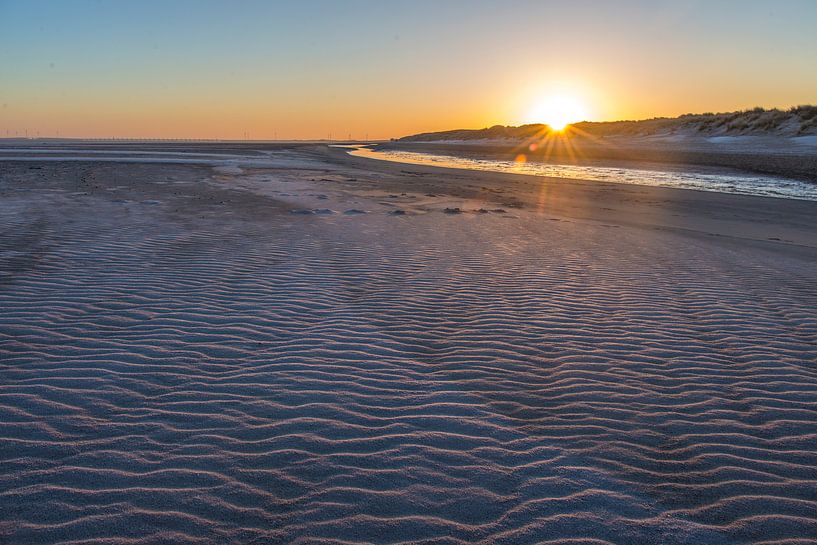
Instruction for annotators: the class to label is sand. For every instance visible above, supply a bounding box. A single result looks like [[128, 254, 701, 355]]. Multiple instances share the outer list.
[[1, 144, 816, 544]]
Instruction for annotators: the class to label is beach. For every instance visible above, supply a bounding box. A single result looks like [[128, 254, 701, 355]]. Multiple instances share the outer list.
[[1, 143, 816, 544]]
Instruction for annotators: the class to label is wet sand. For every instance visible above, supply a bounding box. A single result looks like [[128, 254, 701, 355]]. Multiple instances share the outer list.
[[1, 144, 816, 544]]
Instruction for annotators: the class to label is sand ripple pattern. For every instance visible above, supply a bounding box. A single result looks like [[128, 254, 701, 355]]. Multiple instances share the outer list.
[[2, 186, 817, 544]]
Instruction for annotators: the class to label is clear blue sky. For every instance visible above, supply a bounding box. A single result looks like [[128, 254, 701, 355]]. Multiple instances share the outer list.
[[2, 0, 816, 138]]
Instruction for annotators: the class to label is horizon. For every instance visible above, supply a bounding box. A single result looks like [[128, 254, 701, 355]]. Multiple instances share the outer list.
[[3, 104, 815, 142], [2, 0, 817, 139]]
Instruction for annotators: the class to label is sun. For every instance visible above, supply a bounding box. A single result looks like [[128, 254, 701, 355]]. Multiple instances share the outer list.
[[526, 95, 588, 131]]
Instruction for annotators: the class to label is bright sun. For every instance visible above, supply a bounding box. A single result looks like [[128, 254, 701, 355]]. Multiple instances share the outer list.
[[527, 95, 588, 131]]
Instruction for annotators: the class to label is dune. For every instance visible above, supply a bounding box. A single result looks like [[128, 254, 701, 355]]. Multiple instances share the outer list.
[[398, 106, 817, 141], [1, 144, 816, 544]]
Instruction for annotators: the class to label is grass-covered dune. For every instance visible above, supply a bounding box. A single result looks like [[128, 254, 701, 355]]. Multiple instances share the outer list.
[[399, 106, 817, 141]]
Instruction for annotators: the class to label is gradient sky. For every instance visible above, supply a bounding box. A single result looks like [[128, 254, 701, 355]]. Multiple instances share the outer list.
[[2, 0, 817, 139]]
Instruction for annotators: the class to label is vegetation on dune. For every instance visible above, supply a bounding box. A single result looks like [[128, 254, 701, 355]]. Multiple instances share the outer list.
[[399, 106, 817, 141]]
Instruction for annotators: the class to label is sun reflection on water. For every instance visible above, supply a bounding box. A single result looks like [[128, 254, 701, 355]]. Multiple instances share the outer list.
[[346, 145, 817, 201]]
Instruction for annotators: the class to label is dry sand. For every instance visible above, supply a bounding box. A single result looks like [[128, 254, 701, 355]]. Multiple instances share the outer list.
[[1, 144, 816, 544]]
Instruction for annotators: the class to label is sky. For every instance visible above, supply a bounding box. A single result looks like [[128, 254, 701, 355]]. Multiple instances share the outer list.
[[1, 0, 817, 140]]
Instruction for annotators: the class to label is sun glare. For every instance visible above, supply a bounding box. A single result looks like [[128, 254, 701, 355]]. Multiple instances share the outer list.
[[527, 95, 588, 131]]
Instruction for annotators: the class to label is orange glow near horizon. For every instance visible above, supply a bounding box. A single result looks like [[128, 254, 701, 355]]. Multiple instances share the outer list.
[[1, 71, 812, 141]]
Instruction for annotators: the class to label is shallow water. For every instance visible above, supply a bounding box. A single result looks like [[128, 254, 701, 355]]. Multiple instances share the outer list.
[[347, 146, 817, 201]]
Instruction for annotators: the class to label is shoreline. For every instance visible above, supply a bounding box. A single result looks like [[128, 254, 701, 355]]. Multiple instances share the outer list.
[[377, 138, 817, 183], [324, 144, 817, 251]]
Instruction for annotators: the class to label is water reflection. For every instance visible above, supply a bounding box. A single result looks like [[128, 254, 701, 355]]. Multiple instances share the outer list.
[[346, 146, 817, 201]]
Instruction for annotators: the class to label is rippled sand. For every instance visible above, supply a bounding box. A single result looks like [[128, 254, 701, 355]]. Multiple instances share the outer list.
[[1, 147, 816, 544]]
